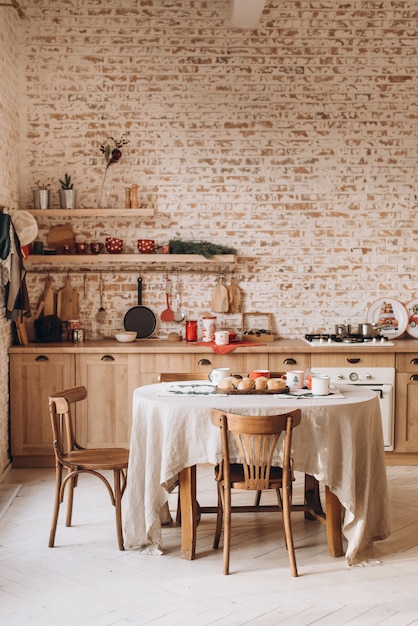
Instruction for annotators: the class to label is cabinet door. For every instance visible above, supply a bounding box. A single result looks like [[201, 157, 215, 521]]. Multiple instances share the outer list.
[[395, 372, 418, 452], [10, 353, 75, 466], [75, 353, 140, 448]]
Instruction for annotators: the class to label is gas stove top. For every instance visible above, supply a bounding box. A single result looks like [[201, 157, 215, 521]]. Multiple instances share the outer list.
[[304, 334, 395, 347]]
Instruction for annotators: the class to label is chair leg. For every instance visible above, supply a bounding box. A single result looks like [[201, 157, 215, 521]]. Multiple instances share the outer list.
[[65, 470, 76, 527], [49, 464, 62, 547], [213, 482, 223, 549], [282, 482, 298, 577], [223, 485, 232, 575], [254, 490, 262, 506], [114, 469, 125, 551]]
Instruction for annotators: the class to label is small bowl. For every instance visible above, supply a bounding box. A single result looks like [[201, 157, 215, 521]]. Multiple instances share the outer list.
[[115, 331, 137, 343]]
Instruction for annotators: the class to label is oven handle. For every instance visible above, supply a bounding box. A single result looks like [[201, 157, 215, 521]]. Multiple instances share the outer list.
[[351, 383, 384, 398]]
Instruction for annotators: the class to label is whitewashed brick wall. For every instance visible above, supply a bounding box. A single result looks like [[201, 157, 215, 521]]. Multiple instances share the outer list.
[[6, 0, 418, 343]]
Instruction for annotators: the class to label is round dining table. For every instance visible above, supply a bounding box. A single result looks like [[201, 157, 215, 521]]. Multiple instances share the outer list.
[[123, 381, 390, 566]]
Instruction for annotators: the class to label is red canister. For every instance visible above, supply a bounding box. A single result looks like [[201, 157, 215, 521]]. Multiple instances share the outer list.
[[185, 320, 197, 342]]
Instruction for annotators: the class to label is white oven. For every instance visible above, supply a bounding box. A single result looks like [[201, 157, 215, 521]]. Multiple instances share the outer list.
[[310, 367, 395, 451]]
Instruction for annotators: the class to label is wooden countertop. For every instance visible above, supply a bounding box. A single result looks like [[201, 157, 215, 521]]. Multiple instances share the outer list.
[[8, 337, 418, 354]]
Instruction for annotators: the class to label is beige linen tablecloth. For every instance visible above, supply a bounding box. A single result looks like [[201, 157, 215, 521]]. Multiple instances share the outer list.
[[123, 383, 390, 565]]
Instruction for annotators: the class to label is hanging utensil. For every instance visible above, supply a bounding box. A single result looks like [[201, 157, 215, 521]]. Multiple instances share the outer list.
[[123, 277, 157, 338], [173, 276, 185, 322], [160, 276, 175, 322], [96, 273, 106, 323]]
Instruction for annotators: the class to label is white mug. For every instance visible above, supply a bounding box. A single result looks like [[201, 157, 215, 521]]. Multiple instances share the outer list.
[[209, 367, 231, 384], [286, 370, 305, 389], [311, 375, 330, 396], [214, 331, 229, 346]]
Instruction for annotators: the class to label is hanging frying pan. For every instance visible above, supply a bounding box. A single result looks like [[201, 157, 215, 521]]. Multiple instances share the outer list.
[[123, 277, 157, 338]]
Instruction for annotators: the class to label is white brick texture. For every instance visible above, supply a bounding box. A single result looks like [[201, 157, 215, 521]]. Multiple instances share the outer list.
[[1, 1, 418, 466]]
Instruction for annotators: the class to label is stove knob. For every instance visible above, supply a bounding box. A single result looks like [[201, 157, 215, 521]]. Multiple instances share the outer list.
[[365, 374, 372, 380], [337, 374, 344, 380], [349, 372, 358, 381]]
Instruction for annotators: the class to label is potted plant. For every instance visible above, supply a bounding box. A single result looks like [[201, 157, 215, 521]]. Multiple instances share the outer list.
[[59, 174, 77, 209], [33, 180, 51, 209]]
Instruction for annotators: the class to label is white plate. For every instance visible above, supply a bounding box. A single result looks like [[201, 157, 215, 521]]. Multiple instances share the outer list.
[[366, 297, 408, 339], [405, 298, 418, 338]]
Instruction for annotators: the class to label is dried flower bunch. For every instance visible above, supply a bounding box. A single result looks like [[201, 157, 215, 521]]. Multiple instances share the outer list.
[[100, 134, 129, 170], [98, 133, 130, 208]]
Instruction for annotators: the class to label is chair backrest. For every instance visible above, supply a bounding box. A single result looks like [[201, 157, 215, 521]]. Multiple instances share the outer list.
[[49, 386, 87, 463], [211, 409, 301, 490], [159, 372, 209, 382]]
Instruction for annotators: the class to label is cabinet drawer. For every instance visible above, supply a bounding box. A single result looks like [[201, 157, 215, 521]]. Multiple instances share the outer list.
[[139, 352, 268, 379], [396, 354, 418, 373], [269, 353, 310, 373], [311, 353, 394, 368]]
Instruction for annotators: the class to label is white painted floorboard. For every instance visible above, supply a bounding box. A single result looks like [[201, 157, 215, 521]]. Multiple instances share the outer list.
[[0, 465, 417, 625]]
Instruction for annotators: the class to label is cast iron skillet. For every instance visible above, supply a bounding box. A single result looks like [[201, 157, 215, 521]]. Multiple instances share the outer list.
[[123, 277, 157, 338]]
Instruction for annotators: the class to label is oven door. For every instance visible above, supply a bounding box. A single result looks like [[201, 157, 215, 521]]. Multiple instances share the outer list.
[[347, 383, 394, 451]]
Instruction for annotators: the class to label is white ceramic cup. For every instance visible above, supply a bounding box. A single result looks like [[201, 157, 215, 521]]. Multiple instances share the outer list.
[[208, 367, 231, 384], [214, 330, 229, 346], [286, 370, 305, 389], [311, 375, 330, 396]]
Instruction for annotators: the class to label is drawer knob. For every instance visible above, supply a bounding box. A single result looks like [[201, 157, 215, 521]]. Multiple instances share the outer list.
[[101, 355, 115, 362], [347, 358, 360, 364], [410, 374, 418, 381], [35, 355, 49, 362], [283, 358, 296, 365], [410, 358, 418, 365], [198, 359, 212, 366]]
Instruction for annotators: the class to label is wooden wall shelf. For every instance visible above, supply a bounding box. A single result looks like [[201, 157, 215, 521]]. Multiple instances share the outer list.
[[24, 254, 236, 272], [27, 208, 154, 218]]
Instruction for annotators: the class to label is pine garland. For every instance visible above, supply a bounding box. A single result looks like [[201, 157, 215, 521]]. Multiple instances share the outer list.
[[169, 238, 237, 258]]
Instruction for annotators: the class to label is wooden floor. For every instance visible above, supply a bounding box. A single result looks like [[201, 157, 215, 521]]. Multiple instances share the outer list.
[[0, 465, 417, 625]]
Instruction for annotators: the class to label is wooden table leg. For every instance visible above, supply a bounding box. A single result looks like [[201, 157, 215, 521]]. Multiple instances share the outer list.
[[179, 465, 197, 560], [325, 486, 344, 557]]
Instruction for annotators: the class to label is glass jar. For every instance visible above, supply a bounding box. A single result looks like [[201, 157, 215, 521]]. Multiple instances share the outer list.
[[185, 320, 198, 342]]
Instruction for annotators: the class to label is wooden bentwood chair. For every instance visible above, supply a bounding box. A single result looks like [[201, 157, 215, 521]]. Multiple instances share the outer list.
[[48, 386, 129, 550], [211, 408, 302, 576]]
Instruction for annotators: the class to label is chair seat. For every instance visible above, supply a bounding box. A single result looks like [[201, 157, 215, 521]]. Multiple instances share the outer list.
[[63, 448, 129, 471]]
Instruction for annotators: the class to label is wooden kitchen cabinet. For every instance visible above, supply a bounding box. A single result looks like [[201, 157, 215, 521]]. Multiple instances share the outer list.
[[9, 353, 75, 467], [395, 354, 418, 453], [75, 353, 140, 448]]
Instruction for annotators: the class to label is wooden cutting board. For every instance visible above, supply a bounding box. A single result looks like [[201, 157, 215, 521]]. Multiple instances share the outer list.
[[57, 275, 80, 321], [228, 277, 242, 313], [42, 275, 55, 316], [47, 225, 75, 252], [212, 277, 229, 313]]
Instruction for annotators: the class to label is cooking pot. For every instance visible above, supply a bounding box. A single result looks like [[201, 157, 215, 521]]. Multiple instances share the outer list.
[[359, 323, 371, 337], [123, 277, 156, 339], [335, 324, 351, 336]]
